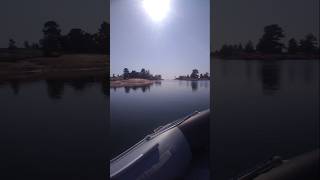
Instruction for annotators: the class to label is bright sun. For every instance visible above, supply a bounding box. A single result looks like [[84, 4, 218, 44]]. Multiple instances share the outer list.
[[143, 0, 171, 22]]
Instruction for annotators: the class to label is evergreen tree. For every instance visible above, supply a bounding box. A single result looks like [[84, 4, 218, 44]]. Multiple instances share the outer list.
[[190, 69, 199, 79], [123, 68, 129, 79], [237, 43, 243, 51], [256, 24, 285, 53], [287, 38, 299, 54], [220, 44, 234, 56], [24, 41, 30, 49], [40, 21, 62, 56], [65, 28, 88, 53], [8, 38, 17, 50], [95, 21, 110, 54], [244, 41, 255, 53], [299, 33, 318, 54], [31, 43, 40, 49]]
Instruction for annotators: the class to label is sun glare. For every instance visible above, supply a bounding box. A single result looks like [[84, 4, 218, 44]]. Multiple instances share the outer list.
[[143, 0, 171, 22]]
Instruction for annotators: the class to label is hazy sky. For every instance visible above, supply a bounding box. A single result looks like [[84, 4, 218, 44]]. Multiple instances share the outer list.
[[211, 0, 319, 50], [0, 0, 109, 48], [111, 0, 210, 79]]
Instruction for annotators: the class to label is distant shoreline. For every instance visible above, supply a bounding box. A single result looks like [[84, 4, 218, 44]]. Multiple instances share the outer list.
[[174, 78, 210, 81], [211, 53, 319, 60], [110, 78, 159, 88], [0, 54, 109, 82]]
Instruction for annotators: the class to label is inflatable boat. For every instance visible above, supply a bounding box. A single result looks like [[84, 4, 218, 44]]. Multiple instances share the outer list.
[[236, 149, 319, 180], [110, 109, 210, 180]]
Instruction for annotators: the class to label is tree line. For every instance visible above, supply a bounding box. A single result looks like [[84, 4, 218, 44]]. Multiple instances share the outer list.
[[176, 69, 210, 80], [8, 20, 110, 56], [215, 24, 319, 57], [111, 68, 162, 80]]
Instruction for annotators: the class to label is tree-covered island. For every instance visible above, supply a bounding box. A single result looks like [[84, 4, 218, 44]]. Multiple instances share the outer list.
[[212, 24, 319, 60], [175, 69, 210, 80], [110, 68, 162, 88]]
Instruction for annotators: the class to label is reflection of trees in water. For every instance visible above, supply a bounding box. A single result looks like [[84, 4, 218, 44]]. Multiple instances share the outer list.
[[221, 60, 228, 77], [259, 61, 282, 95], [10, 80, 20, 95], [287, 61, 314, 84], [177, 80, 209, 91], [101, 81, 109, 96], [1, 78, 108, 98], [199, 81, 204, 88], [191, 81, 198, 91], [199, 80, 209, 88], [122, 85, 151, 93], [288, 62, 295, 83], [46, 80, 65, 99], [154, 81, 162, 86], [141, 86, 150, 92], [46, 78, 107, 99], [68, 80, 87, 91], [203, 80, 209, 88], [303, 62, 313, 83], [178, 80, 183, 86], [0, 81, 21, 95], [245, 60, 253, 81], [124, 86, 130, 93], [186, 81, 190, 87]]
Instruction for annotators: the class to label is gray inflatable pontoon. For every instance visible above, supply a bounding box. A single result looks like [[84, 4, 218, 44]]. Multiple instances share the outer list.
[[237, 149, 319, 180], [110, 109, 210, 180]]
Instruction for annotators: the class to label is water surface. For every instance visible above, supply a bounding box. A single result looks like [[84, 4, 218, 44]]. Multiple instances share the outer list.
[[110, 80, 210, 158], [0, 79, 108, 179], [210, 59, 319, 179]]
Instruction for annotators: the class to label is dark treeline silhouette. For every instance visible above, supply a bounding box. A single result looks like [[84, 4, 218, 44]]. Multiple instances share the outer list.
[[213, 24, 319, 58], [40, 20, 110, 56], [6, 20, 110, 57], [176, 69, 210, 80], [8, 39, 17, 50], [111, 68, 162, 80], [6, 39, 40, 50]]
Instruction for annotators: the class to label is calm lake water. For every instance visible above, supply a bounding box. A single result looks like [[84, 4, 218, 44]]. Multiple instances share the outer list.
[[210, 58, 319, 179], [1, 59, 318, 179], [110, 80, 210, 158], [0, 79, 108, 180]]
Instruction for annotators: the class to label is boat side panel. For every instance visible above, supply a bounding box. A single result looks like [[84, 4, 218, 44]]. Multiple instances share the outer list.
[[110, 127, 192, 180]]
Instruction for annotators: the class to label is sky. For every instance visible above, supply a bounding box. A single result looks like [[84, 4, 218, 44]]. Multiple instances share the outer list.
[[111, 0, 210, 79], [0, 0, 109, 48], [211, 0, 319, 51]]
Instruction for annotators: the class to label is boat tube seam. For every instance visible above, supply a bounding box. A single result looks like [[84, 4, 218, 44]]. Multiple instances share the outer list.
[[110, 111, 200, 163]]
